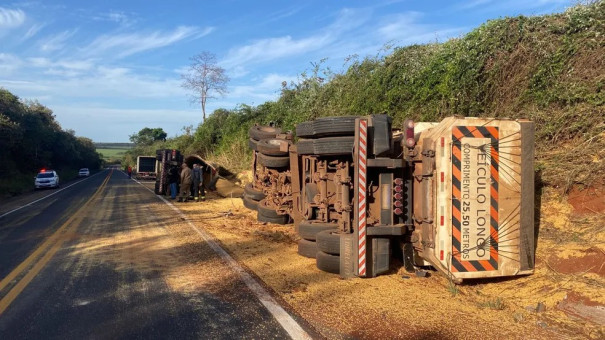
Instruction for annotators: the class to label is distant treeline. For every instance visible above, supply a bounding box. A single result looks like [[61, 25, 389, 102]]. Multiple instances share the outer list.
[[0, 89, 103, 196], [133, 2, 605, 190], [95, 143, 134, 149]]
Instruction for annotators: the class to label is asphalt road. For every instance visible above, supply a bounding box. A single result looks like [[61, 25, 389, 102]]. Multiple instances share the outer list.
[[0, 168, 304, 339]]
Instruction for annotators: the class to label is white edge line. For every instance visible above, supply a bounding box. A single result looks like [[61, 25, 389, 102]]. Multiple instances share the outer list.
[[0, 169, 110, 219], [132, 179, 312, 340]]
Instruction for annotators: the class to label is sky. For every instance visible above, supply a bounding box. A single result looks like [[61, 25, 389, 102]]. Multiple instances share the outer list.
[[0, 0, 573, 142]]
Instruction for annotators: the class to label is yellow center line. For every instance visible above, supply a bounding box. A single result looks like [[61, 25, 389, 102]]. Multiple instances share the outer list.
[[0, 170, 113, 314]]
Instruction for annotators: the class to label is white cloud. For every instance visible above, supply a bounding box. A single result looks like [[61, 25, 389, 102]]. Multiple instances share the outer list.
[[226, 73, 296, 105], [106, 11, 130, 25], [0, 53, 22, 74], [28, 57, 94, 71], [376, 12, 465, 46], [38, 30, 77, 52], [221, 8, 370, 70], [2, 63, 185, 101], [222, 35, 331, 69], [23, 23, 44, 40], [0, 7, 25, 29], [82, 26, 213, 58], [93, 10, 136, 27], [264, 6, 305, 23], [459, 0, 493, 10]]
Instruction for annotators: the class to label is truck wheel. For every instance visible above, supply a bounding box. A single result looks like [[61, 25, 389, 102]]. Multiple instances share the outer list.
[[296, 116, 357, 138], [295, 122, 313, 137], [257, 138, 289, 156], [257, 153, 289, 168], [296, 136, 355, 156], [297, 239, 318, 258], [298, 220, 338, 241], [248, 138, 259, 151], [154, 181, 161, 195], [242, 195, 259, 211], [244, 183, 265, 201], [257, 211, 290, 225], [316, 230, 341, 255], [249, 125, 281, 141], [316, 251, 340, 274], [257, 199, 281, 218]]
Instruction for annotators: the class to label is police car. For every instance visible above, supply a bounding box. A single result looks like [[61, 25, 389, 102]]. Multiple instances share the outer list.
[[34, 169, 60, 189]]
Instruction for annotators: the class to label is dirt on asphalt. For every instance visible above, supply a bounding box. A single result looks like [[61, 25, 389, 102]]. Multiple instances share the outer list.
[[164, 178, 604, 340]]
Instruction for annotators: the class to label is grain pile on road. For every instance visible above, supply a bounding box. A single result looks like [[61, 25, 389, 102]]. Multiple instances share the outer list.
[[173, 182, 605, 339]]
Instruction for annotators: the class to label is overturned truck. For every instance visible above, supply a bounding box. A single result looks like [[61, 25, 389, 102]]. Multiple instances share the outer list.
[[244, 115, 535, 283], [154, 149, 218, 196]]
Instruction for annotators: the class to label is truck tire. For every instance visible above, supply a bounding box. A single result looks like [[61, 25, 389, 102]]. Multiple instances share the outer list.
[[257, 153, 289, 168], [257, 211, 290, 225], [242, 195, 259, 211], [248, 138, 259, 151], [316, 251, 340, 274], [257, 139, 289, 156], [298, 220, 338, 241], [295, 122, 313, 137], [296, 136, 355, 156], [244, 183, 265, 201], [296, 116, 357, 138], [249, 125, 281, 141], [154, 181, 161, 195], [257, 199, 281, 218], [316, 230, 341, 255], [297, 239, 318, 258]]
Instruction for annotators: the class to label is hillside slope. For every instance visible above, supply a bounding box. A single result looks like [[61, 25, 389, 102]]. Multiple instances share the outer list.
[[189, 2, 604, 192]]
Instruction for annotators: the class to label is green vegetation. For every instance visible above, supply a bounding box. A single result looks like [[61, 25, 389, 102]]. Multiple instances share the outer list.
[[134, 2, 604, 190], [95, 143, 133, 163], [0, 89, 103, 197], [96, 148, 130, 163], [129, 127, 167, 146]]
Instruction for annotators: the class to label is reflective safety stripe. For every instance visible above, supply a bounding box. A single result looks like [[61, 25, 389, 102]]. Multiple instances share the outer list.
[[358, 119, 368, 277]]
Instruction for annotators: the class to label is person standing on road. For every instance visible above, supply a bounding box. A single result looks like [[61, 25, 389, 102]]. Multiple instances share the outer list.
[[178, 163, 192, 202], [167, 164, 179, 200], [192, 164, 205, 201], [127, 166, 132, 179]]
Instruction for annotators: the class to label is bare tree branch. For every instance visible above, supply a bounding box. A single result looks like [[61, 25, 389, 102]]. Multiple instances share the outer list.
[[181, 51, 229, 121]]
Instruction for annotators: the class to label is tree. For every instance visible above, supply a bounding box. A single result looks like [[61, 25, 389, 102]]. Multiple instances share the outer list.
[[181, 51, 229, 121], [129, 127, 167, 146]]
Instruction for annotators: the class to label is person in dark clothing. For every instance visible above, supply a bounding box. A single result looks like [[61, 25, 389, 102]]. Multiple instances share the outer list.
[[167, 164, 179, 200], [192, 164, 205, 201]]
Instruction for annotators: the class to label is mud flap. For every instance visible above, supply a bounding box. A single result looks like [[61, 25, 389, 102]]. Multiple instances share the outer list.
[[340, 233, 355, 279], [370, 237, 390, 277], [401, 242, 415, 272]]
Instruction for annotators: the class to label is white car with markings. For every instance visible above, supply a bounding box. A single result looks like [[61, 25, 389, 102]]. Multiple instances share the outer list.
[[34, 170, 60, 189]]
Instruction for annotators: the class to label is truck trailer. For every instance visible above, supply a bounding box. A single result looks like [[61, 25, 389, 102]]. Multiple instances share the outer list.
[[244, 115, 535, 283], [135, 156, 158, 180]]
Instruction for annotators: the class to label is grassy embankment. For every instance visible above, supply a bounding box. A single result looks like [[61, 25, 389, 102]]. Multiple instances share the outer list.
[[124, 2, 603, 191], [140, 2, 603, 194]]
